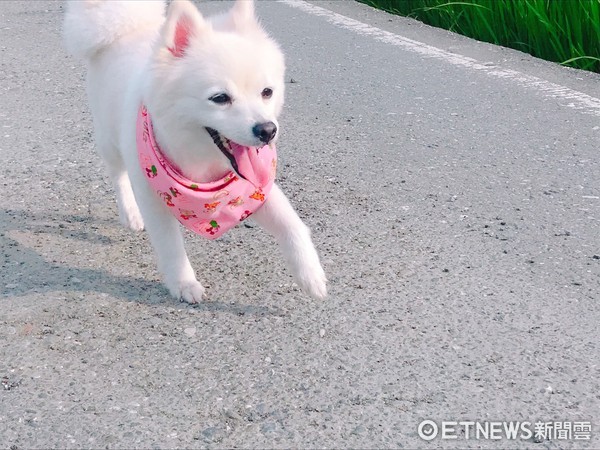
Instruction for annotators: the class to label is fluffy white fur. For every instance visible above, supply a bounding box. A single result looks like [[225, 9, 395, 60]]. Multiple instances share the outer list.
[[63, 0, 327, 303]]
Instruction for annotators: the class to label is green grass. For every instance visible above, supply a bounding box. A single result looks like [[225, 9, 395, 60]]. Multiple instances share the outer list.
[[359, 0, 600, 73]]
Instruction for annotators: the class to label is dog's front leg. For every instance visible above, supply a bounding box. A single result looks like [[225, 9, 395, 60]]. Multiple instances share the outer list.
[[252, 184, 327, 299], [132, 176, 205, 304]]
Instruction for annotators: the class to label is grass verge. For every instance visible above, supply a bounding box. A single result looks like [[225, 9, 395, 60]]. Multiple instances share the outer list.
[[359, 0, 600, 73]]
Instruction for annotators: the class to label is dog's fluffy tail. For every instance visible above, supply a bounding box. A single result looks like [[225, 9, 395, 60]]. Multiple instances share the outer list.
[[63, 0, 165, 61]]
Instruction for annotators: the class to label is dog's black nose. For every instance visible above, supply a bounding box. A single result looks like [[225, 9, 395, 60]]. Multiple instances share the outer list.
[[253, 122, 277, 144]]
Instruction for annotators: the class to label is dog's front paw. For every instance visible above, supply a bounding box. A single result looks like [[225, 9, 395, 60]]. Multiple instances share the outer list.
[[294, 261, 327, 300], [167, 279, 206, 304]]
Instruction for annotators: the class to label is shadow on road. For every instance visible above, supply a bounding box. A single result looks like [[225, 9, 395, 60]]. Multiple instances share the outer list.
[[0, 208, 281, 317]]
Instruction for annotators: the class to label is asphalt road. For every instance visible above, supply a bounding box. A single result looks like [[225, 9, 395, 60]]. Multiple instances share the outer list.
[[1, 1, 599, 448]]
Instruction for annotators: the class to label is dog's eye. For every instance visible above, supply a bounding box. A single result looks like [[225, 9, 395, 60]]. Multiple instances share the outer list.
[[261, 88, 273, 99], [209, 93, 232, 105]]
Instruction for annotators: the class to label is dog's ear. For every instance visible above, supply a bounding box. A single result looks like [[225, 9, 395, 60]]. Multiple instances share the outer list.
[[228, 0, 261, 31], [231, 0, 255, 21], [162, 0, 208, 57]]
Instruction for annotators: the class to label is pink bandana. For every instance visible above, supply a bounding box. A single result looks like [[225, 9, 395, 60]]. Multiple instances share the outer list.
[[136, 105, 276, 239]]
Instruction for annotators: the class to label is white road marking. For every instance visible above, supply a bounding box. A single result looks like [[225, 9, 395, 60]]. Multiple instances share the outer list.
[[279, 0, 600, 117]]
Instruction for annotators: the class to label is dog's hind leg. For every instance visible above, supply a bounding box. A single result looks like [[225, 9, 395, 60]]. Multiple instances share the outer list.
[[111, 169, 145, 231], [96, 137, 145, 231]]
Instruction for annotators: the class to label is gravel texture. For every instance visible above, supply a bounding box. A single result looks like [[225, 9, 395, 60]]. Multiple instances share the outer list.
[[1, 1, 599, 448]]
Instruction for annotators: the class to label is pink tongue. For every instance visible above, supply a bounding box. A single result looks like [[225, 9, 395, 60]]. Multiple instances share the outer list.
[[230, 142, 272, 187]]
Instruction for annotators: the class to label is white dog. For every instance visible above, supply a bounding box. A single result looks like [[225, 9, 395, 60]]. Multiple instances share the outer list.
[[63, 0, 327, 303]]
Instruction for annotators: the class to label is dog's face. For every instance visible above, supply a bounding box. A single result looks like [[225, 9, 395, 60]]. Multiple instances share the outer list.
[[149, 0, 285, 152]]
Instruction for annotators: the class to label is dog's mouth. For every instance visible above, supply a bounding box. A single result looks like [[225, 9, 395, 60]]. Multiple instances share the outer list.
[[205, 127, 245, 180], [205, 127, 275, 187]]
